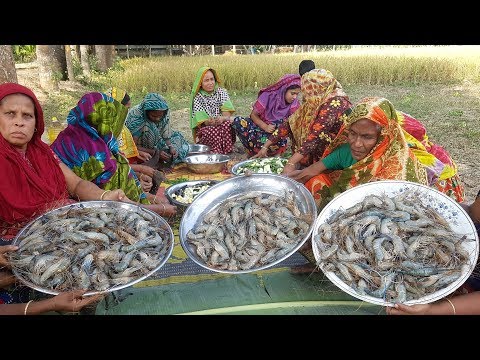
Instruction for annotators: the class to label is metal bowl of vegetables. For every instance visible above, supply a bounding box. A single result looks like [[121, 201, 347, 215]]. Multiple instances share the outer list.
[[184, 154, 230, 174], [231, 157, 288, 175], [165, 180, 219, 209]]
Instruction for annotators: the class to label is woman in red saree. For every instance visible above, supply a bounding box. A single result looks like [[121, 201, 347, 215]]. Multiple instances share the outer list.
[[0, 83, 128, 242]]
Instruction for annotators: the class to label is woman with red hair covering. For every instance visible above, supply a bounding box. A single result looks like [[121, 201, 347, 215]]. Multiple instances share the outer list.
[[0, 83, 129, 243]]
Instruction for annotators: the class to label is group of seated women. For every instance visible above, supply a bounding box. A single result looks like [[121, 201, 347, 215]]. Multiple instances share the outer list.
[[0, 59, 477, 315]]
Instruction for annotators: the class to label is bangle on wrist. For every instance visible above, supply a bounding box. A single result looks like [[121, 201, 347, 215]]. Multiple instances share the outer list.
[[24, 300, 34, 315], [100, 190, 111, 201], [445, 298, 456, 315]]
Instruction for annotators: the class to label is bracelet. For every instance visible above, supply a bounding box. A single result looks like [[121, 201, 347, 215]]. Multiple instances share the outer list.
[[100, 190, 111, 201], [24, 300, 34, 315], [445, 298, 456, 315], [285, 162, 295, 167]]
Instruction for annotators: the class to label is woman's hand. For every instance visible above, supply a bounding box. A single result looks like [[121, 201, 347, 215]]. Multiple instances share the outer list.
[[263, 124, 276, 133], [386, 303, 432, 315], [159, 150, 172, 162], [252, 147, 268, 159], [0, 271, 16, 288], [139, 174, 153, 193], [0, 245, 18, 268], [103, 189, 133, 203], [146, 203, 177, 217], [137, 151, 151, 162], [51, 289, 103, 313], [168, 145, 178, 159]]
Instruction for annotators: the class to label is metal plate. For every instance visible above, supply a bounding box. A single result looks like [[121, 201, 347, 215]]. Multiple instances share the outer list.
[[11, 201, 174, 296], [230, 157, 287, 176], [179, 174, 317, 274], [312, 180, 479, 306]]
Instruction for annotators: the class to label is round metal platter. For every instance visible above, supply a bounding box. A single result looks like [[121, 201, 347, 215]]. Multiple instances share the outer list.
[[11, 201, 174, 296], [179, 174, 317, 274], [312, 180, 479, 306]]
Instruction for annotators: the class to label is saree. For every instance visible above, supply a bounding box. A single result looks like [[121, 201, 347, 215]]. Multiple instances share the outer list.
[[270, 69, 351, 167], [0, 83, 70, 239], [105, 87, 139, 159], [126, 93, 189, 164], [51, 92, 148, 204], [189, 66, 236, 154], [305, 97, 429, 210], [232, 74, 301, 156], [396, 111, 464, 202]]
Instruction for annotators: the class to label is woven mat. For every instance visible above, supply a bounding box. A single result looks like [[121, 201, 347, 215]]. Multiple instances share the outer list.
[[94, 161, 384, 315], [144, 161, 309, 286]]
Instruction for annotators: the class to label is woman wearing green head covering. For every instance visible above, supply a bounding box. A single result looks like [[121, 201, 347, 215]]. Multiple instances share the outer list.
[[189, 66, 236, 154], [125, 93, 190, 167]]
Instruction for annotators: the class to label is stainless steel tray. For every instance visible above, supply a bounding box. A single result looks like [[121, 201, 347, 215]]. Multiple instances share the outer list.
[[179, 174, 317, 274], [312, 180, 479, 306], [11, 201, 174, 296]]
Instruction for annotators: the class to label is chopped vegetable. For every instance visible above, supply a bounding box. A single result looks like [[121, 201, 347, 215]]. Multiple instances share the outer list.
[[235, 157, 288, 175]]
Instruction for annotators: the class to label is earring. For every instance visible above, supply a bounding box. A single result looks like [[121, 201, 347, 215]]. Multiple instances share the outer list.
[[34, 128, 37, 132]]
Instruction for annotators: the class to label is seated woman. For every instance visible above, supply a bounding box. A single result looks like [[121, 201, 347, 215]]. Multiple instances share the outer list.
[[106, 87, 166, 194], [125, 92, 189, 168], [290, 97, 464, 209], [0, 83, 125, 308], [288, 97, 465, 271], [232, 74, 301, 157], [253, 68, 352, 169], [50, 92, 177, 218], [189, 66, 236, 154], [0, 83, 131, 241]]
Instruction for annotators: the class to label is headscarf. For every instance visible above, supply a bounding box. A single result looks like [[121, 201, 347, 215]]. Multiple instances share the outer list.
[[51, 92, 148, 203], [189, 66, 235, 139], [105, 86, 138, 158], [0, 83, 69, 229], [253, 74, 301, 124], [306, 97, 428, 209], [288, 68, 347, 147], [125, 92, 171, 150]]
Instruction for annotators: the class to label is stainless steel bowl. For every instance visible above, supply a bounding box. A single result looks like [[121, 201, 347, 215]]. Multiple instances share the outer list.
[[10, 201, 174, 296], [179, 174, 317, 274], [165, 180, 219, 209], [184, 154, 230, 174], [188, 144, 211, 156]]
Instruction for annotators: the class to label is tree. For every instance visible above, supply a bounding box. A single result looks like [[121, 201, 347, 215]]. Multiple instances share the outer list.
[[95, 45, 115, 72], [0, 45, 18, 83], [36, 45, 60, 91], [80, 45, 91, 78], [64, 45, 75, 81]]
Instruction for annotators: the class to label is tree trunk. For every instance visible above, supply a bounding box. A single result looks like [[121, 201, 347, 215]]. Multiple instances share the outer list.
[[36, 45, 59, 91], [95, 45, 115, 72], [80, 45, 91, 77], [50, 45, 67, 80], [65, 45, 75, 81], [0, 45, 18, 83]]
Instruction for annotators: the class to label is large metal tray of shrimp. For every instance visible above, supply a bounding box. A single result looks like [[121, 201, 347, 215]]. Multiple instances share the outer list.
[[312, 180, 479, 307], [179, 173, 317, 274], [9, 201, 174, 296]]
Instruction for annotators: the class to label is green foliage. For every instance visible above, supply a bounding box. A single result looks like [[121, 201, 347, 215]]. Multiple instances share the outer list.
[[13, 45, 36, 62]]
